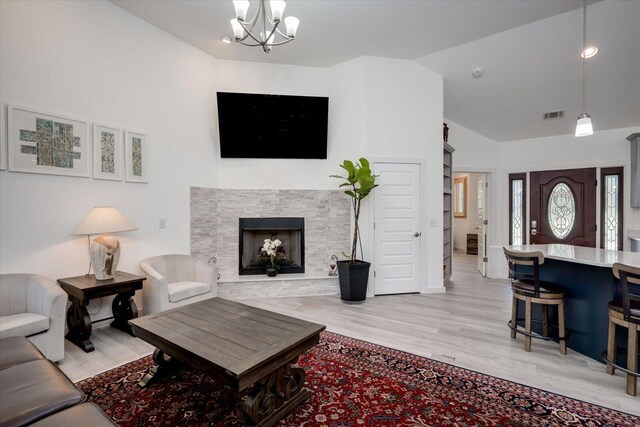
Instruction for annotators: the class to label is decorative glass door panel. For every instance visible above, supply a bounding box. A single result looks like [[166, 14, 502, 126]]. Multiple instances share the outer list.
[[529, 168, 596, 247], [547, 183, 576, 239]]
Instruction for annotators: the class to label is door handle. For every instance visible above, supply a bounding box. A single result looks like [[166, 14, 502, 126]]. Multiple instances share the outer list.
[[531, 229, 537, 235], [413, 232, 421, 237]]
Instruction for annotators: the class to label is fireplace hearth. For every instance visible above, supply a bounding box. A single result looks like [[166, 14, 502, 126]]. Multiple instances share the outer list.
[[239, 218, 305, 275]]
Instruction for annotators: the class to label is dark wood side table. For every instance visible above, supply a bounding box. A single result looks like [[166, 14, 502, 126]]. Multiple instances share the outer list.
[[57, 271, 145, 353]]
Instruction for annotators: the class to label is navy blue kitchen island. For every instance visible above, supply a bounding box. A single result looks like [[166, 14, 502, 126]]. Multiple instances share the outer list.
[[505, 244, 640, 363]]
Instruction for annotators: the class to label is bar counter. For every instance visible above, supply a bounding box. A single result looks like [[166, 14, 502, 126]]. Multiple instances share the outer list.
[[505, 244, 640, 362]]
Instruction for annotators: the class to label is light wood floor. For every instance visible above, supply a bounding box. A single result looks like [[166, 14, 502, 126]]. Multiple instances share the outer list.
[[58, 253, 639, 415]]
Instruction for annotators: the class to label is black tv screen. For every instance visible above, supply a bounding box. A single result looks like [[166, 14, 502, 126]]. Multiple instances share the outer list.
[[217, 92, 328, 159]]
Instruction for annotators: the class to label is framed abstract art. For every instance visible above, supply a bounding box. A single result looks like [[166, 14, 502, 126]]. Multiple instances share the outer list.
[[124, 130, 148, 183], [7, 105, 90, 177], [93, 123, 123, 181]]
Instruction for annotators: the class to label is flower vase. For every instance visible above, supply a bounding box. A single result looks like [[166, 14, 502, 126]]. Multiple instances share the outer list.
[[266, 267, 278, 277]]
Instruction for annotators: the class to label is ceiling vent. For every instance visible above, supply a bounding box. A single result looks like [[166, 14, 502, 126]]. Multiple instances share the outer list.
[[543, 110, 565, 120]]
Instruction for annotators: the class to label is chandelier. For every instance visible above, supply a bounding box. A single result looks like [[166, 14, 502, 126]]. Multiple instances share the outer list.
[[230, 1, 300, 53]]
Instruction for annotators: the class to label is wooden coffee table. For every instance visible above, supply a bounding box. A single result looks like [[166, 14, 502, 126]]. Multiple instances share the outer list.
[[129, 297, 325, 427]]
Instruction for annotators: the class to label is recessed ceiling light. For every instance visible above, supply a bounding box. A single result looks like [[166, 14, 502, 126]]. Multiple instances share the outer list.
[[581, 46, 598, 59], [222, 36, 232, 44]]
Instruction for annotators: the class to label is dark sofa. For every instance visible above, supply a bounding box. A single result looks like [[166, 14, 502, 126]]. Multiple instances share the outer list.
[[0, 336, 115, 427]]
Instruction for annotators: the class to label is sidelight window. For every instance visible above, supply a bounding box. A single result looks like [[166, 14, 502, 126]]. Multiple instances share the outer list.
[[509, 173, 526, 245], [601, 167, 624, 250]]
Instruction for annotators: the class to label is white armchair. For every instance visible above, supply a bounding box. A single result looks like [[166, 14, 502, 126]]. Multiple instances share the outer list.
[[0, 274, 67, 362], [140, 254, 218, 315]]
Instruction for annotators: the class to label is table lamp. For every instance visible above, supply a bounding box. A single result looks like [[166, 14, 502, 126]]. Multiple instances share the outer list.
[[73, 207, 137, 280]]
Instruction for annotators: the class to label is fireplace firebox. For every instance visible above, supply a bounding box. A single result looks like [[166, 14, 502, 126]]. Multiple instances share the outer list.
[[239, 218, 305, 275]]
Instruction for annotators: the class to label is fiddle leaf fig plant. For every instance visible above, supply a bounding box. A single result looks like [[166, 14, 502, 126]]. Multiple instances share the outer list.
[[331, 158, 378, 264]]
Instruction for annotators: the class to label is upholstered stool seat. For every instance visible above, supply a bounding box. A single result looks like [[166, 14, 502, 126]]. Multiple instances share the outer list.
[[604, 263, 639, 396], [512, 280, 565, 298], [607, 299, 640, 320], [504, 247, 567, 355]]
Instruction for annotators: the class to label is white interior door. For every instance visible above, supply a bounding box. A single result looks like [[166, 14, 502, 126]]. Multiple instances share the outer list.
[[477, 176, 487, 276], [374, 162, 421, 295]]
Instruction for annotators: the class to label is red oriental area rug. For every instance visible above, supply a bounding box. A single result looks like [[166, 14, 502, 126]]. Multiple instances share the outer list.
[[77, 331, 638, 426]]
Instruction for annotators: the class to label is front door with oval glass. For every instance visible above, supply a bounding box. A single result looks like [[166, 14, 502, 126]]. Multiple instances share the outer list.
[[529, 168, 596, 247]]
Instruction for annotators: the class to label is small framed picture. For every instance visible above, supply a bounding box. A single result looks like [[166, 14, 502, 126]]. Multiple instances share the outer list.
[[125, 130, 148, 183], [93, 123, 123, 181], [7, 105, 90, 177]]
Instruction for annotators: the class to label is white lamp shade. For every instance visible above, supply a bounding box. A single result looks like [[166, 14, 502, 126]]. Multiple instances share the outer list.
[[233, 0, 250, 21], [575, 114, 594, 137], [73, 207, 137, 235], [284, 16, 299, 38], [231, 19, 245, 39], [269, 0, 286, 22], [264, 30, 275, 44]]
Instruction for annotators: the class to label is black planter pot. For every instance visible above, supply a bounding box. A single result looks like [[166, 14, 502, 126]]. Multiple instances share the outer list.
[[337, 260, 371, 303], [266, 267, 278, 277]]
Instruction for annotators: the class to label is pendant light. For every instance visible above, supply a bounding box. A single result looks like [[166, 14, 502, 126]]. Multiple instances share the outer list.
[[575, 0, 593, 137]]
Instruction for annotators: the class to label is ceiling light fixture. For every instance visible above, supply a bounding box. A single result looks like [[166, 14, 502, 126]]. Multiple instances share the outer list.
[[575, 0, 594, 137], [230, 0, 299, 53], [580, 46, 598, 59]]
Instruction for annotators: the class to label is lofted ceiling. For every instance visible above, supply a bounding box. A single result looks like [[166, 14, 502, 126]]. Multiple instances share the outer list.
[[110, 0, 639, 142], [418, 0, 640, 141]]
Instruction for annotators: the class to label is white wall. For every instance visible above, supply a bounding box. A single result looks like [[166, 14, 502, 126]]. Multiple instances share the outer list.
[[0, 0, 218, 318], [214, 56, 445, 293], [453, 173, 484, 251], [359, 57, 444, 293], [447, 119, 500, 171], [215, 59, 348, 190], [0, 1, 446, 319]]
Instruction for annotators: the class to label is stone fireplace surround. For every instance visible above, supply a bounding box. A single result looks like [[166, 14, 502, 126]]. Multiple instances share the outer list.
[[190, 187, 351, 299]]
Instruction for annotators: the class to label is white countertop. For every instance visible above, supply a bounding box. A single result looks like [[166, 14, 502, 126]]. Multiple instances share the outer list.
[[504, 244, 640, 268], [628, 229, 640, 241]]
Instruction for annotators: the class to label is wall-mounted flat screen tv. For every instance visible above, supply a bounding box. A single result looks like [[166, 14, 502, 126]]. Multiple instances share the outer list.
[[217, 92, 328, 159]]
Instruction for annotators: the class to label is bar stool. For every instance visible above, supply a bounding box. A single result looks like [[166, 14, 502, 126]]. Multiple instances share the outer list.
[[604, 262, 640, 396], [503, 248, 567, 354]]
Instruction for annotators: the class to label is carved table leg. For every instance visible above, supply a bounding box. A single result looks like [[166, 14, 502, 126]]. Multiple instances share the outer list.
[[65, 296, 94, 352], [110, 290, 138, 336], [138, 348, 182, 388], [236, 356, 312, 427]]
